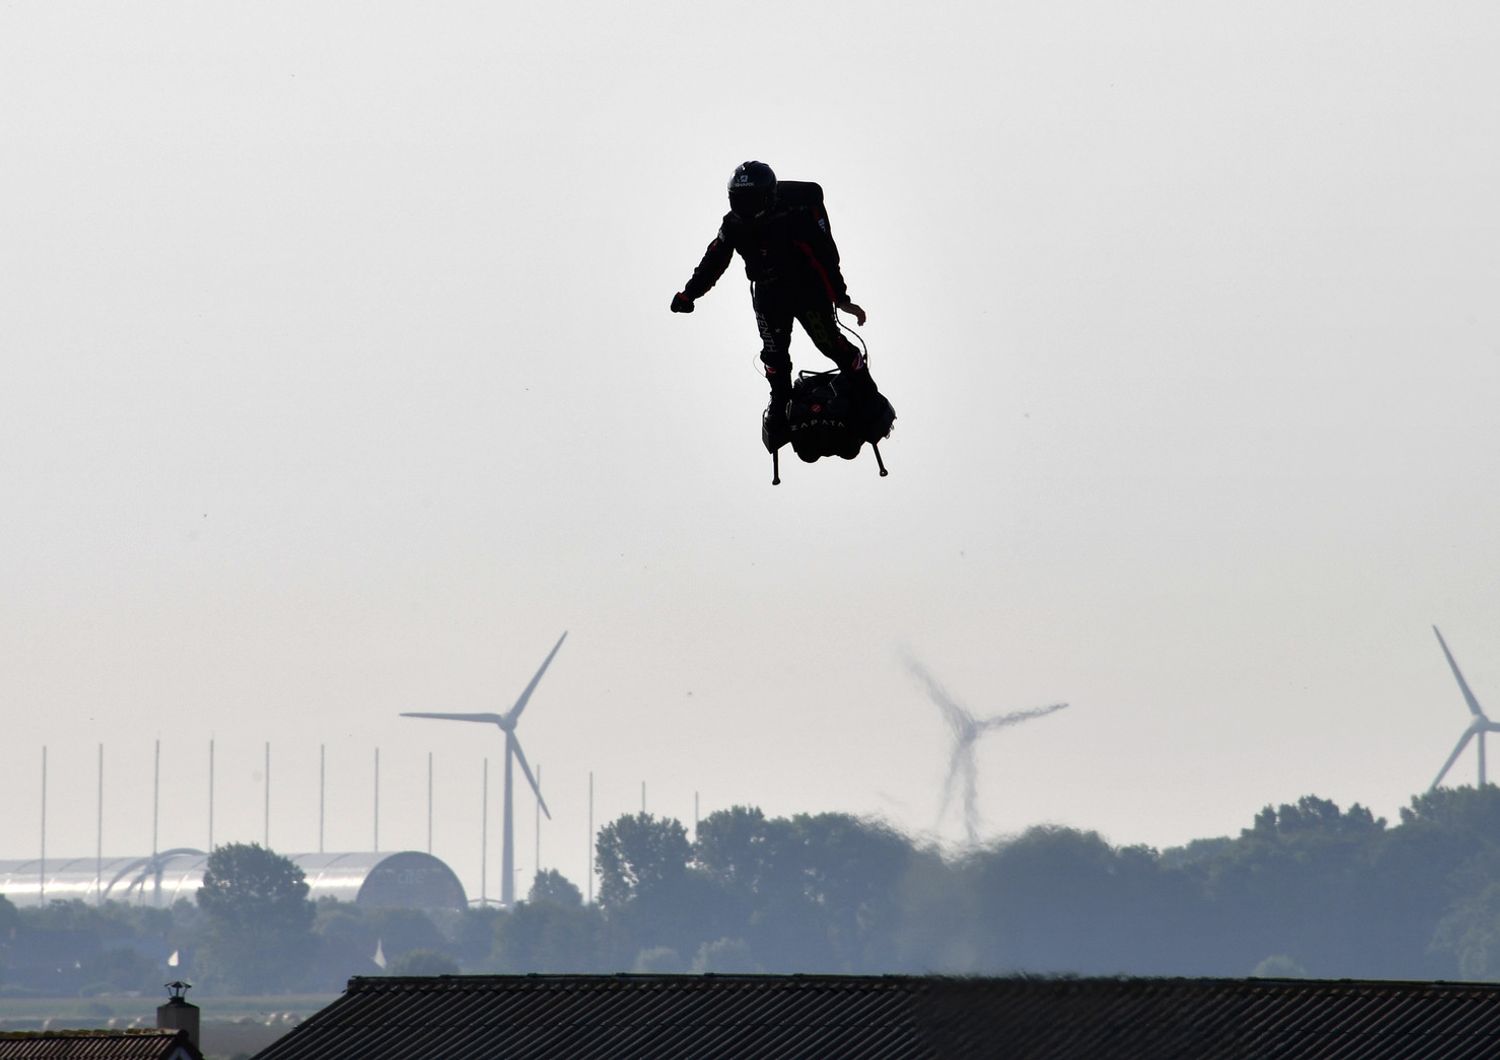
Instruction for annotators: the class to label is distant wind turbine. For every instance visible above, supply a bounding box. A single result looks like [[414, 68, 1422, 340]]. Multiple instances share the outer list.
[[402, 631, 566, 907], [906, 657, 1068, 845], [1429, 626, 1500, 791]]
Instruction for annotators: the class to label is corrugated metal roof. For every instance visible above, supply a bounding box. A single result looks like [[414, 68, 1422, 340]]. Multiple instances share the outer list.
[[249, 974, 1500, 1060], [0, 1029, 199, 1060]]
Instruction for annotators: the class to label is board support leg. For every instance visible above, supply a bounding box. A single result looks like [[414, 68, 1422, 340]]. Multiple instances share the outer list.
[[771, 450, 781, 486], [871, 442, 889, 477]]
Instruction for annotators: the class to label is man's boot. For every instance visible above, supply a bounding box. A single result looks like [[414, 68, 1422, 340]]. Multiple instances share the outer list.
[[762, 387, 792, 452], [841, 364, 894, 442]]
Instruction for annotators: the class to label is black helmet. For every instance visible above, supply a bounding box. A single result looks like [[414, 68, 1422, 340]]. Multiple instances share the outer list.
[[728, 160, 776, 220]]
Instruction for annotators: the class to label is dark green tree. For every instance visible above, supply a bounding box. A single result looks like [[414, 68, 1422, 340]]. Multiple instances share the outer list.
[[596, 814, 692, 908], [198, 843, 314, 928], [1393, 787, 1500, 978], [596, 813, 730, 961], [309, 900, 378, 987], [968, 826, 1125, 973], [1399, 785, 1500, 834], [689, 807, 774, 959], [1203, 796, 1389, 976], [387, 949, 461, 975], [694, 806, 775, 893], [365, 908, 447, 961], [196, 843, 315, 992], [0, 893, 17, 984], [493, 900, 605, 972], [20, 899, 107, 934], [692, 936, 758, 973], [445, 905, 504, 968], [691, 808, 924, 971], [9, 899, 187, 995], [790, 813, 915, 970], [529, 869, 583, 907], [1430, 881, 1500, 979], [631, 945, 683, 972], [963, 825, 1217, 976], [77, 946, 161, 996]]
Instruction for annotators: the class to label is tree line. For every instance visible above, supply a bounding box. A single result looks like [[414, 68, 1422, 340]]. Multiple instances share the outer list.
[[6, 786, 1500, 995]]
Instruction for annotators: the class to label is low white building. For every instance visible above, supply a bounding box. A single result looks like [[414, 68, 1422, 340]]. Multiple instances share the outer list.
[[0, 850, 466, 911]]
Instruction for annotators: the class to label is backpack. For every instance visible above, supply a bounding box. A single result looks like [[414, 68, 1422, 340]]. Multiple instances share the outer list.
[[775, 180, 827, 215]]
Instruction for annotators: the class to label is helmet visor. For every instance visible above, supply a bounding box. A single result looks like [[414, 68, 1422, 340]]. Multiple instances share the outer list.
[[729, 185, 774, 220]]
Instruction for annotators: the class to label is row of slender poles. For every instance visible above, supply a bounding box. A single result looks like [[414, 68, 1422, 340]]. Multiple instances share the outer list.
[[32, 744, 695, 907]]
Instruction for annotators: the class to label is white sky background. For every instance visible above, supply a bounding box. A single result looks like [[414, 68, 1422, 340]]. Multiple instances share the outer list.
[[2, 1, 1498, 904]]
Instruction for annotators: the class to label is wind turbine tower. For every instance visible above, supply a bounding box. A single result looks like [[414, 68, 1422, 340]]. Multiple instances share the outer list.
[[402, 631, 567, 907], [907, 656, 1068, 845], [1430, 626, 1500, 790]]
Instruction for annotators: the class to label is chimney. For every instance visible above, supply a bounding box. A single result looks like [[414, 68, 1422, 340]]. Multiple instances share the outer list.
[[157, 981, 200, 1050]]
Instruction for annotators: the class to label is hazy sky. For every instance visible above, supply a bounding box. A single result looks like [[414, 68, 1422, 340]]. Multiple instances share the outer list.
[[3, 2, 1498, 903]]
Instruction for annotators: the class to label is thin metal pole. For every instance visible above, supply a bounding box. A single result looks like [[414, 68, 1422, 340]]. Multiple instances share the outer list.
[[40, 746, 47, 904], [587, 771, 594, 905], [481, 758, 489, 904], [641, 781, 646, 815], [373, 747, 380, 853], [263, 742, 270, 848], [208, 738, 215, 851], [427, 751, 434, 855], [152, 739, 161, 856], [96, 744, 104, 905], [535, 763, 542, 877], [319, 744, 326, 854], [694, 790, 700, 840], [501, 736, 515, 906]]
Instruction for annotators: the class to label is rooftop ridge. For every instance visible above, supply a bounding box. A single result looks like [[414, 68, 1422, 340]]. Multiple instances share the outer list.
[[256, 974, 1500, 1060], [341, 972, 1500, 989]]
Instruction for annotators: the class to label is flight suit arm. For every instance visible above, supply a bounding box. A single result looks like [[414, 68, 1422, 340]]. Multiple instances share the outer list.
[[682, 229, 735, 301]]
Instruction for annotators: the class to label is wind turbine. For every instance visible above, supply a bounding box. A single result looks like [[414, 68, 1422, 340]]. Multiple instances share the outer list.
[[1429, 626, 1500, 791], [906, 657, 1068, 844], [402, 631, 566, 907]]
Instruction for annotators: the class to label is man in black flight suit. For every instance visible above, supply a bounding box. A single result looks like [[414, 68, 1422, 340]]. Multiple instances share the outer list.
[[671, 161, 876, 445]]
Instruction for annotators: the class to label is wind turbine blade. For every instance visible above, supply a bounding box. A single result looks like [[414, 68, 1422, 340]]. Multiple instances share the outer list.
[[510, 737, 551, 819], [1432, 730, 1476, 791], [401, 712, 505, 725], [506, 632, 568, 725], [906, 658, 975, 736], [936, 742, 966, 823], [981, 702, 1070, 731], [1434, 627, 1486, 718], [961, 746, 979, 845]]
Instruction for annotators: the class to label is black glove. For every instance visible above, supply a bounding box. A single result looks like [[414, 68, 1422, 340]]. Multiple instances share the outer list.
[[670, 292, 695, 314]]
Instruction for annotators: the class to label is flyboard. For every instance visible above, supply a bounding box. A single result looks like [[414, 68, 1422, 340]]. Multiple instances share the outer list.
[[761, 354, 896, 486]]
